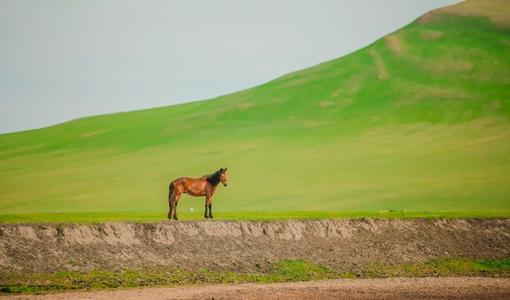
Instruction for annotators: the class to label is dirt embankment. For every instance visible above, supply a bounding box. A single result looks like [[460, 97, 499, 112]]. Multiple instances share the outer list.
[[0, 219, 509, 273]]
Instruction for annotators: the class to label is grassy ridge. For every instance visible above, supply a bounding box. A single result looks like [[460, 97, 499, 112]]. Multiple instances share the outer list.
[[1, 258, 509, 294], [1, 211, 510, 224], [1, 0, 509, 218]]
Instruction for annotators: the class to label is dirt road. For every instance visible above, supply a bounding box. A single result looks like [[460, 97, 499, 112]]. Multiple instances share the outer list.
[[3, 277, 509, 300]]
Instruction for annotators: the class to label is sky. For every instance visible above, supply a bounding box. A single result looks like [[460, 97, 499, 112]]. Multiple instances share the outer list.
[[0, 0, 459, 134]]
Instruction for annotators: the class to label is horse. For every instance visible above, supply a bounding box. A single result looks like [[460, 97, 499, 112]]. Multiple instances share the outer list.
[[168, 168, 228, 220]]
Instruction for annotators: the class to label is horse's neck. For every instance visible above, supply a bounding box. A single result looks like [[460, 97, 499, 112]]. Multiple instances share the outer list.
[[206, 172, 220, 186]]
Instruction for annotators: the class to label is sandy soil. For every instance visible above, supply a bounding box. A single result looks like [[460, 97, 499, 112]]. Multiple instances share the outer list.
[[2, 277, 509, 300], [1, 219, 509, 273]]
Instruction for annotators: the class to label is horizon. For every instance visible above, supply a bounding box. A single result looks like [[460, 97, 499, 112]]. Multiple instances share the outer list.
[[0, 0, 459, 134]]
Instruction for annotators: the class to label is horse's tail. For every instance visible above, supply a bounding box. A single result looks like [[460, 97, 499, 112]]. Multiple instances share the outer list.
[[168, 181, 175, 219]]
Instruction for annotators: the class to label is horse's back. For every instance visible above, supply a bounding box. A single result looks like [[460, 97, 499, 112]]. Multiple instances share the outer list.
[[171, 176, 205, 186], [170, 177, 185, 186]]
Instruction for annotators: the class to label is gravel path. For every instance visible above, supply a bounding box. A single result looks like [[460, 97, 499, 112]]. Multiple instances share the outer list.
[[3, 277, 510, 300]]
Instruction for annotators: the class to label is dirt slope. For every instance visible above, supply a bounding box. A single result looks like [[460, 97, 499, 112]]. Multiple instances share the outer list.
[[3, 277, 510, 300], [0, 219, 509, 273]]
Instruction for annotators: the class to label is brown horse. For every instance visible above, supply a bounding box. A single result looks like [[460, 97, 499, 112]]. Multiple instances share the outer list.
[[168, 168, 228, 220]]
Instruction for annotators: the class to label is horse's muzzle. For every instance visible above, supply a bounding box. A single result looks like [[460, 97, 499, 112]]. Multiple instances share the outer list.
[[223, 183, 228, 187]]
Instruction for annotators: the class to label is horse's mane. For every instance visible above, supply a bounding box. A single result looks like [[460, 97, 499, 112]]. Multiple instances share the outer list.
[[205, 170, 221, 186]]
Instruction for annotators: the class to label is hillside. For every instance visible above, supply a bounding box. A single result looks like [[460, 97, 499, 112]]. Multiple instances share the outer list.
[[0, 0, 509, 218]]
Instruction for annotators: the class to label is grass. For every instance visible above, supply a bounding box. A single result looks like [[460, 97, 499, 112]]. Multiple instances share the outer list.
[[365, 257, 510, 278], [0, 1, 509, 220], [1, 210, 510, 223], [1, 258, 509, 294], [0, 260, 341, 294]]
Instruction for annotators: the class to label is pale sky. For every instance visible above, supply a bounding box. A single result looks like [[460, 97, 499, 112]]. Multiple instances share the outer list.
[[0, 0, 459, 134]]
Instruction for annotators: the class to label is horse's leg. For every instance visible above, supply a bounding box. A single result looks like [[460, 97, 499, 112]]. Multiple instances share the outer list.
[[204, 196, 209, 219], [168, 201, 174, 221], [173, 193, 181, 220], [168, 183, 174, 220], [206, 195, 213, 219]]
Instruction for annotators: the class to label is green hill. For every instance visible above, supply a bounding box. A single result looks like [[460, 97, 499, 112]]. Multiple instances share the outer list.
[[1, 0, 509, 220]]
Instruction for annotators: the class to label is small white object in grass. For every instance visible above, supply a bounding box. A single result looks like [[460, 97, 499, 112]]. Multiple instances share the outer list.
[[189, 207, 194, 212]]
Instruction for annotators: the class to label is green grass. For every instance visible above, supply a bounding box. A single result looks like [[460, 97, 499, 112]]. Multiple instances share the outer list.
[[1, 210, 510, 223], [1, 258, 509, 294], [1, 1, 509, 220], [365, 257, 510, 278], [0, 260, 341, 294]]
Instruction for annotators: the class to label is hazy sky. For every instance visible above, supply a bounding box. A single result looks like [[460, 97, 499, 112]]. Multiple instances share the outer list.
[[0, 0, 459, 134]]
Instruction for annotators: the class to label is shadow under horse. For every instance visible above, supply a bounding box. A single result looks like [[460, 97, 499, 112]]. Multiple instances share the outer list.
[[168, 168, 228, 220]]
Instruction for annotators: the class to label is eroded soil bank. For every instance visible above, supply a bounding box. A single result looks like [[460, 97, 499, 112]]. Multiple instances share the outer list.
[[0, 219, 509, 273]]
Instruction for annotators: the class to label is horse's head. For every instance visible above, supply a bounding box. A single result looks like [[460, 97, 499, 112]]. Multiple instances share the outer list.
[[219, 167, 228, 187]]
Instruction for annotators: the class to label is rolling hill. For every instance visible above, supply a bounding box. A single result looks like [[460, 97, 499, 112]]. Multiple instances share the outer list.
[[1, 0, 509, 219]]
